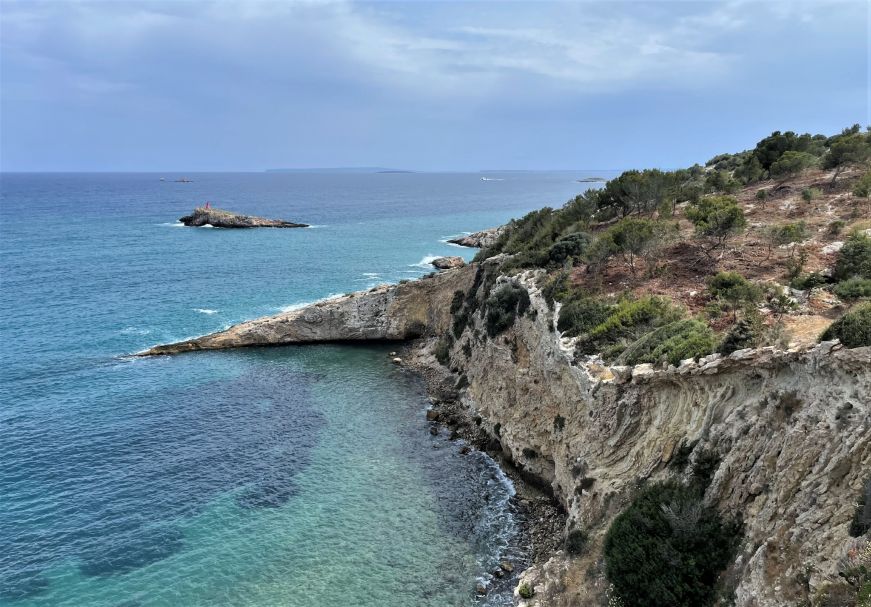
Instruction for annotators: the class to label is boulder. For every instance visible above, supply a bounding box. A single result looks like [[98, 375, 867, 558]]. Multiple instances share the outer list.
[[431, 256, 466, 270]]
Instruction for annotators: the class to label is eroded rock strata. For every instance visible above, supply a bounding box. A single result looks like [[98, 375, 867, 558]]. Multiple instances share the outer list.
[[143, 263, 870, 606]]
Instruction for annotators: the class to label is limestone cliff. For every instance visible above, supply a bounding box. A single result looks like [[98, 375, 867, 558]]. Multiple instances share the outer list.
[[435, 269, 870, 607], [143, 262, 870, 606]]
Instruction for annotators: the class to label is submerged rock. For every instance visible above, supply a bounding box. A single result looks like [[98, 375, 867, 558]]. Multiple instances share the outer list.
[[178, 207, 308, 228]]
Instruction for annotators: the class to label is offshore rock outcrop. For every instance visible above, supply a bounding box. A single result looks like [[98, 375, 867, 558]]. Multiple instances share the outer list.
[[448, 226, 505, 248], [139, 266, 475, 355], [179, 207, 308, 228], [143, 262, 870, 606]]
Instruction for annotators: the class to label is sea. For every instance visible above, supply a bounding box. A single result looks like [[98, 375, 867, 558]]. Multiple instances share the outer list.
[[0, 171, 607, 607]]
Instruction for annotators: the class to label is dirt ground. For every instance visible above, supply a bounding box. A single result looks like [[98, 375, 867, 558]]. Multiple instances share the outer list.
[[569, 166, 871, 347]]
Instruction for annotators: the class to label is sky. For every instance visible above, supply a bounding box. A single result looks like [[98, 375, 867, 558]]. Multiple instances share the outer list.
[[0, 0, 868, 172]]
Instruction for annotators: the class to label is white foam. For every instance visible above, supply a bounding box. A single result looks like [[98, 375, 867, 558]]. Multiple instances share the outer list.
[[278, 293, 343, 313], [194, 308, 219, 315], [119, 327, 152, 335], [158, 222, 185, 228], [306, 224, 326, 229], [410, 255, 440, 269], [362, 272, 381, 278]]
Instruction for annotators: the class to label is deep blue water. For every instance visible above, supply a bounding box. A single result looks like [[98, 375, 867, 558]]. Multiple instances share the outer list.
[[0, 171, 606, 606]]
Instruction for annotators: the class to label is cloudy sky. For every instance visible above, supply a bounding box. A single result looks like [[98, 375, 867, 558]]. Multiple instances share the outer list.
[[1, 0, 867, 171]]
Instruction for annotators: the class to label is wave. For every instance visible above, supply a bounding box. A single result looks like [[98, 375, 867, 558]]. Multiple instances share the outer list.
[[158, 222, 185, 228], [410, 255, 439, 269], [119, 327, 152, 335], [278, 293, 342, 313], [193, 308, 219, 315], [306, 224, 326, 229]]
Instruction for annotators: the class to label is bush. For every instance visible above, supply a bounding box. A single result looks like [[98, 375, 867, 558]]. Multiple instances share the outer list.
[[707, 271, 762, 313], [854, 171, 871, 198], [565, 529, 588, 556], [576, 296, 685, 361], [617, 319, 717, 366], [820, 302, 871, 348], [835, 278, 871, 300], [557, 297, 612, 337], [484, 283, 531, 337], [718, 316, 762, 354], [517, 582, 535, 599], [686, 196, 746, 252], [791, 271, 830, 290], [850, 478, 871, 537], [548, 232, 593, 265], [834, 233, 871, 281], [770, 150, 817, 182], [755, 189, 768, 204], [604, 481, 740, 607], [802, 187, 822, 202], [434, 335, 452, 366], [829, 220, 846, 235], [593, 218, 677, 276]]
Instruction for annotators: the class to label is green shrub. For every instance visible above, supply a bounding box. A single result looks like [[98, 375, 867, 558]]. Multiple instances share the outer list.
[[770, 150, 817, 182], [718, 316, 762, 354], [434, 335, 452, 366], [834, 233, 871, 281], [755, 189, 768, 204], [791, 271, 830, 290], [517, 582, 535, 599], [686, 196, 746, 253], [565, 529, 588, 555], [548, 232, 593, 265], [854, 171, 871, 198], [835, 278, 871, 300], [596, 218, 677, 276], [576, 296, 685, 361], [707, 271, 762, 313], [849, 478, 870, 537], [820, 302, 871, 348], [617, 319, 717, 366], [604, 481, 740, 607], [485, 283, 531, 337], [557, 297, 612, 337], [801, 187, 822, 202], [829, 220, 846, 235]]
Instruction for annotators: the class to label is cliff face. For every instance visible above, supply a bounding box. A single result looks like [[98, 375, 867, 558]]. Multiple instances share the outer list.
[[140, 266, 475, 355], [440, 270, 871, 606], [143, 262, 870, 606]]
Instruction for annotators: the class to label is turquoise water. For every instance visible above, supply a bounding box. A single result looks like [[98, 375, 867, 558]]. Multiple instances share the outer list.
[[0, 171, 605, 606]]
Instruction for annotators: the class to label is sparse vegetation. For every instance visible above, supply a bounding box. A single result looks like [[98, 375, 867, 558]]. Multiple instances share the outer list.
[[604, 481, 740, 607], [565, 528, 588, 555], [820, 302, 871, 348], [685, 196, 746, 255], [484, 282, 530, 337]]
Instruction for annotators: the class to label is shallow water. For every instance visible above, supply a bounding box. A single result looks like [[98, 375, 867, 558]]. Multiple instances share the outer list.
[[0, 171, 607, 606]]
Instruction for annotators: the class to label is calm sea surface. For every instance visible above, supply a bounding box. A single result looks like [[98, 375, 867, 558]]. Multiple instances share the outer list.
[[0, 171, 607, 606]]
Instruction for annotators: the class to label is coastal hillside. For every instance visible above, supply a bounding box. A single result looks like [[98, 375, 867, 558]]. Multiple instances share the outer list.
[[424, 125, 871, 607], [144, 125, 871, 607]]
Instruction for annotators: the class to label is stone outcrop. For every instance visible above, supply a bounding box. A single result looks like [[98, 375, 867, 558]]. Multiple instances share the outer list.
[[179, 207, 308, 228], [448, 226, 505, 248], [141, 261, 870, 606], [139, 265, 475, 355], [431, 256, 466, 270]]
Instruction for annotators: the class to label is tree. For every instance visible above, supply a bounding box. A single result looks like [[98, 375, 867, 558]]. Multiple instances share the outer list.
[[823, 129, 871, 185], [769, 151, 817, 183], [599, 218, 677, 276], [685, 196, 747, 256], [707, 271, 762, 320]]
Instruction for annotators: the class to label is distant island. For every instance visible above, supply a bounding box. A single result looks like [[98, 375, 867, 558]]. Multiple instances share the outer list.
[[264, 167, 411, 174], [179, 207, 308, 228], [576, 176, 607, 182]]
